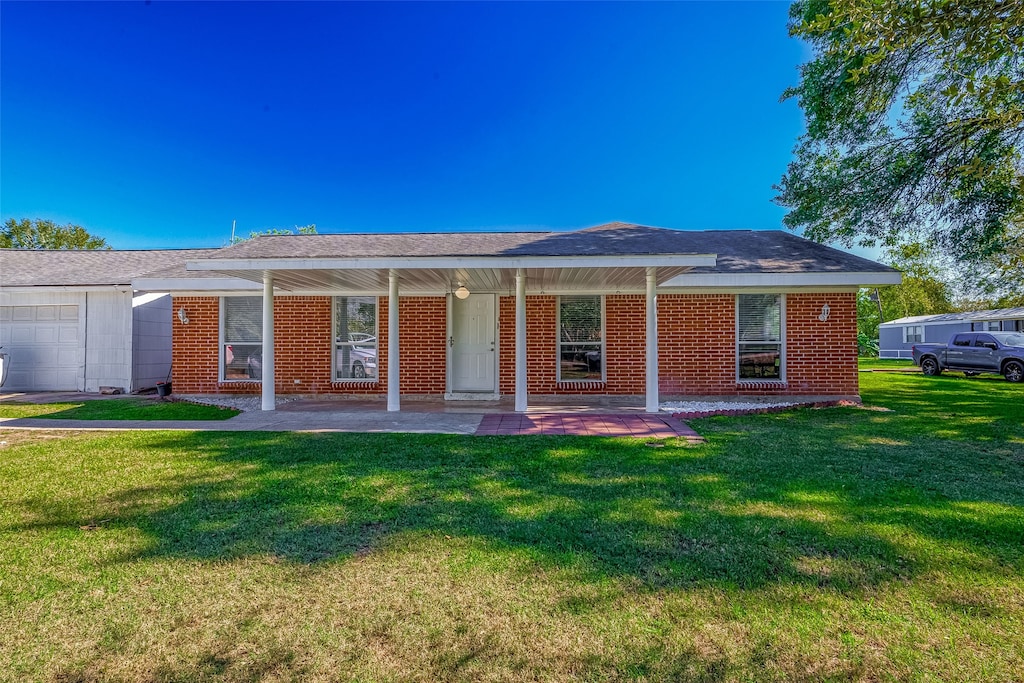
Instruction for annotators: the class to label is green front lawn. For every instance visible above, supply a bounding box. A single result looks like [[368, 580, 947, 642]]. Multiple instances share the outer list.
[[0, 397, 238, 420], [858, 357, 917, 371], [1, 372, 1021, 681]]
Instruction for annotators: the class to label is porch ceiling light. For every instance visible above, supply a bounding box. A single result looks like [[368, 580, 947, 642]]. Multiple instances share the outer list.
[[454, 283, 471, 300]]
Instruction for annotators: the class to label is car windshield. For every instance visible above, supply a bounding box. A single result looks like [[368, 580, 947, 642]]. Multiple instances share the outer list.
[[992, 332, 1024, 347]]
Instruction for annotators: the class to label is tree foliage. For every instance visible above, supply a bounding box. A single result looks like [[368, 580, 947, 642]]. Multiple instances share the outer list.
[[857, 242, 955, 353], [232, 224, 317, 244], [953, 219, 1024, 305], [776, 0, 1024, 264], [1, 218, 110, 250]]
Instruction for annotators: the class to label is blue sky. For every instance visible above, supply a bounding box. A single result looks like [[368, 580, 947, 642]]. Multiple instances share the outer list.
[[1, 1, 809, 250]]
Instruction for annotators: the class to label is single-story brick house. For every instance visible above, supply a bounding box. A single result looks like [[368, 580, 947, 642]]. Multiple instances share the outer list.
[[0, 248, 215, 392], [132, 223, 901, 412]]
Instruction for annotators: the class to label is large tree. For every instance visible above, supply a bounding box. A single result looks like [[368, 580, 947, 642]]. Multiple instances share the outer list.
[[776, 0, 1024, 264], [857, 242, 956, 354], [1, 218, 110, 250]]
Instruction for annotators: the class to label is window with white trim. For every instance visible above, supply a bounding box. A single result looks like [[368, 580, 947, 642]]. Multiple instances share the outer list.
[[222, 296, 262, 381], [971, 320, 1002, 331], [904, 325, 924, 343], [334, 296, 378, 380], [558, 295, 603, 382], [737, 294, 783, 380]]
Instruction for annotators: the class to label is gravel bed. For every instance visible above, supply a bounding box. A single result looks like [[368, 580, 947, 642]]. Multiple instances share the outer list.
[[174, 394, 299, 412], [662, 399, 849, 419]]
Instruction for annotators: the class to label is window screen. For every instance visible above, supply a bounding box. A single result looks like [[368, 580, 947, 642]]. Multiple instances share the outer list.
[[335, 296, 378, 380], [738, 294, 782, 380], [223, 296, 262, 380], [558, 296, 603, 381]]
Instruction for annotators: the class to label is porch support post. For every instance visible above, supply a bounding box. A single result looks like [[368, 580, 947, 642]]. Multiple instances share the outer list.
[[261, 272, 276, 411], [387, 269, 400, 412], [515, 268, 528, 412], [645, 266, 659, 413]]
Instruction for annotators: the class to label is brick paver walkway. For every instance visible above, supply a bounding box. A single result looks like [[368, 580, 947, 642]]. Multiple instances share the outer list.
[[475, 413, 703, 441]]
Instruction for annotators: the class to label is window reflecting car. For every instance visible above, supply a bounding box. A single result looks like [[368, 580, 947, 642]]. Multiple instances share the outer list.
[[225, 344, 262, 380], [337, 334, 377, 379]]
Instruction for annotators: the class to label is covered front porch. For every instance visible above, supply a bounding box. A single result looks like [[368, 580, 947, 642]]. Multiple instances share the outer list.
[[184, 242, 715, 413]]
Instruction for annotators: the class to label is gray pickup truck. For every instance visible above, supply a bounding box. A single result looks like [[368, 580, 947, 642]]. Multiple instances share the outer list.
[[912, 332, 1024, 383]]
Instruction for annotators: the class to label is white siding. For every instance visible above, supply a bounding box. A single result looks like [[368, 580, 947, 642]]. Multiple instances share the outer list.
[[84, 290, 134, 393], [132, 294, 172, 391]]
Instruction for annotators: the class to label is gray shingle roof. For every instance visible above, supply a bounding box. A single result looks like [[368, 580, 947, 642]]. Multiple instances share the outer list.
[[883, 308, 1024, 326], [196, 222, 896, 274], [0, 248, 217, 287]]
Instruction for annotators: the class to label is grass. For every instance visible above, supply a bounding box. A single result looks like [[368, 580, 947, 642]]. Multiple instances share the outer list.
[[857, 357, 917, 371], [1, 373, 1022, 682], [0, 397, 238, 420]]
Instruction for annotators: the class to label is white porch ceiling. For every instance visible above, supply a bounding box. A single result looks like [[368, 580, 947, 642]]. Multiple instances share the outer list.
[[203, 264, 697, 294]]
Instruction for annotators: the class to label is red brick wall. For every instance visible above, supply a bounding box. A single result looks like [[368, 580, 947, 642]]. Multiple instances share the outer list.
[[171, 295, 446, 395], [172, 291, 859, 398], [171, 296, 222, 393], [783, 292, 859, 396], [657, 294, 736, 395], [393, 296, 447, 394]]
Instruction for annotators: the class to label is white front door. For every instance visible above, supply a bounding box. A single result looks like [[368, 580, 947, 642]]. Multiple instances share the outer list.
[[450, 294, 497, 393]]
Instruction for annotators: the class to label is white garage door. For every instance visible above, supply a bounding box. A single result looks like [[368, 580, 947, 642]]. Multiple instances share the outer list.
[[0, 305, 82, 391]]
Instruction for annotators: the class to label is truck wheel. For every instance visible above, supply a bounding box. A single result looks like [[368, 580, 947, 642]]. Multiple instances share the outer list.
[[921, 357, 942, 376], [1004, 360, 1024, 383]]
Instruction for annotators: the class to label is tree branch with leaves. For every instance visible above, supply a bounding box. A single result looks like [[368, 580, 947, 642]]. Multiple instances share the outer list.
[[776, 0, 1024, 265], [1, 218, 110, 250]]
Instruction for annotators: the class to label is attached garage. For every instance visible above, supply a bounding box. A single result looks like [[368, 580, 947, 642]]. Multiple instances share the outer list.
[[0, 304, 82, 390], [0, 248, 217, 394]]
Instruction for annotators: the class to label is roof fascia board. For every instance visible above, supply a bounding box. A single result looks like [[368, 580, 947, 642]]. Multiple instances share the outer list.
[[661, 272, 902, 288], [660, 285, 861, 294], [0, 284, 134, 293], [185, 253, 719, 272], [132, 278, 263, 292]]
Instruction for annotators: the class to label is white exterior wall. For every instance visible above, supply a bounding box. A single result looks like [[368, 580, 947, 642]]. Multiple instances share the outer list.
[[132, 293, 172, 391], [84, 290, 134, 393]]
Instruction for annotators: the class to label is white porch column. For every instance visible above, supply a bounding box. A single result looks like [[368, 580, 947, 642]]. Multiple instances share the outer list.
[[387, 269, 400, 412], [645, 266, 659, 413], [261, 273, 276, 411], [515, 268, 528, 412]]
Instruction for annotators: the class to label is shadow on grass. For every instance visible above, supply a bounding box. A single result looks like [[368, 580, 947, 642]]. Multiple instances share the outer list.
[[10, 393, 1021, 594]]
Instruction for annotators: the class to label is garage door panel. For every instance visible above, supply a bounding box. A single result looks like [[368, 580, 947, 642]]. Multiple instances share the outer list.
[[0, 304, 82, 391], [11, 326, 34, 344], [58, 325, 79, 343], [34, 325, 59, 344], [57, 347, 80, 365]]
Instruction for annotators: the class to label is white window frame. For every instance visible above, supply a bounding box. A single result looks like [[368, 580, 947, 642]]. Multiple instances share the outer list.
[[903, 325, 924, 343], [220, 296, 263, 383], [557, 295, 606, 383], [333, 296, 379, 382], [736, 293, 786, 382]]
